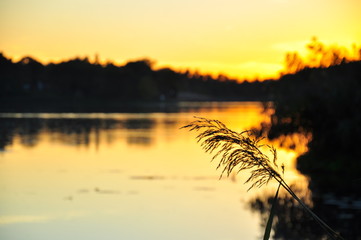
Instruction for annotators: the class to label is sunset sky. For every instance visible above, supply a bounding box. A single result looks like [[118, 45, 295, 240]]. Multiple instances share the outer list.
[[1, 0, 360, 80]]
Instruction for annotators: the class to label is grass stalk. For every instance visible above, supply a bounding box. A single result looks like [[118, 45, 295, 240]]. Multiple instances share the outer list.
[[182, 117, 344, 240], [263, 183, 281, 240]]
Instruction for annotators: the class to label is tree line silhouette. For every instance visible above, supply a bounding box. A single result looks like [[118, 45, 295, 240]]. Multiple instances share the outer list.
[[2, 37, 359, 109], [0, 53, 273, 108], [283, 37, 361, 74]]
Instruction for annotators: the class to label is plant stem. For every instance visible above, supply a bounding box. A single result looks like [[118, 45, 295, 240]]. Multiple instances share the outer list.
[[278, 179, 344, 240]]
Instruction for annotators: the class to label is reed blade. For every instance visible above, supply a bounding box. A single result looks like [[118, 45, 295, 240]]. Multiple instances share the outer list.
[[263, 183, 281, 240]]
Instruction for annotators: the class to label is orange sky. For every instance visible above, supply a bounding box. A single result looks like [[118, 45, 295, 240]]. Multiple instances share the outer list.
[[1, 0, 360, 80]]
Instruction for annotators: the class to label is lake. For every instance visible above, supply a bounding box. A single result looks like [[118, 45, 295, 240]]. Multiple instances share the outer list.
[[0, 102, 309, 240]]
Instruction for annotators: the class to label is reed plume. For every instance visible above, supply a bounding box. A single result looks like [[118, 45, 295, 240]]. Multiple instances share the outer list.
[[182, 117, 344, 240]]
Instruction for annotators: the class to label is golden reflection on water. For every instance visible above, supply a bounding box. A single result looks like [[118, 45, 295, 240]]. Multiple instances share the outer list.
[[0, 102, 309, 240]]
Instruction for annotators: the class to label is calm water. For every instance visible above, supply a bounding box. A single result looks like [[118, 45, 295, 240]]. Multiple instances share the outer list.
[[0, 102, 308, 240]]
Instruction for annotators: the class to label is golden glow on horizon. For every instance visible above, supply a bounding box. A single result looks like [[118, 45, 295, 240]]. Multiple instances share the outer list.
[[1, 0, 361, 79]]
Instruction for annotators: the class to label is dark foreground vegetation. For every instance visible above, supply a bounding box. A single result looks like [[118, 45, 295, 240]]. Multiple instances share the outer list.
[[253, 39, 361, 239], [255, 59, 361, 239], [249, 185, 361, 240]]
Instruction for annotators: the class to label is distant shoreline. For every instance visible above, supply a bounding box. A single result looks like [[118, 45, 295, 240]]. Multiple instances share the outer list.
[[0, 97, 264, 113]]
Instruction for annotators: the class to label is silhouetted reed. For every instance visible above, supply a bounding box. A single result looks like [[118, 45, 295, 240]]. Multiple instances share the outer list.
[[182, 117, 344, 240]]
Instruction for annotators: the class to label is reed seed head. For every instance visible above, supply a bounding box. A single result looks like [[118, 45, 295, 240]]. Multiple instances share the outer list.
[[182, 117, 282, 190]]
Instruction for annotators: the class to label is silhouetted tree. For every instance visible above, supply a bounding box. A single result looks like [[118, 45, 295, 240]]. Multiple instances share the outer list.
[[284, 37, 361, 74]]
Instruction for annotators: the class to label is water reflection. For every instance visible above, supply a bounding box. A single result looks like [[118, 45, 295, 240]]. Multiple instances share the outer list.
[[249, 184, 361, 239], [0, 102, 269, 151], [0, 102, 311, 240], [0, 117, 160, 150]]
